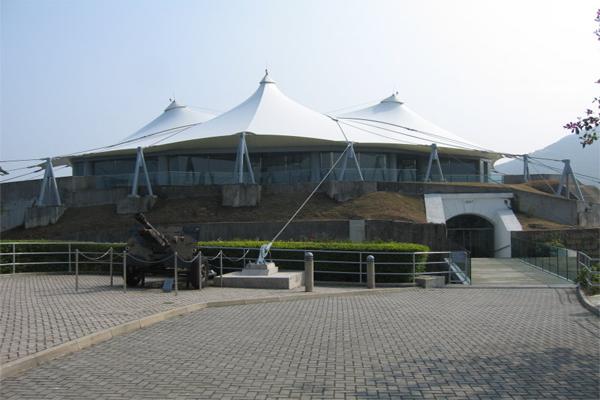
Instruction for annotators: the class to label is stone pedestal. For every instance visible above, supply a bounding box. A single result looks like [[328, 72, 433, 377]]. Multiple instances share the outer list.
[[241, 262, 279, 276], [415, 275, 445, 288], [215, 262, 304, 289]]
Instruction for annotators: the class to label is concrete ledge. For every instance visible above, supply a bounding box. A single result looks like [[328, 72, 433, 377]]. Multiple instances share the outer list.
[[415, 275, 445, 288], [215, 271, 304, 289], [221, 184, 261, 207], [576, 285, 600, 317]]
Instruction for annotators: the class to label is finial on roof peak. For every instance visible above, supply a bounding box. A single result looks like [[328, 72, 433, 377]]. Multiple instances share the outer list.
[[260, 69, 276, 84], [381, 92, 403, 105], [165, 98, 185, 111]]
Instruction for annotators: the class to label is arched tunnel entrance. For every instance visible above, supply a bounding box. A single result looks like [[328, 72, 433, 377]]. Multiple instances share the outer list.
[[446, 214, 495, 257]]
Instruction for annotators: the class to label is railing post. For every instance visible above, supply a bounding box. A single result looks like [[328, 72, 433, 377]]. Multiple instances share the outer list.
[[242, 248, 246, 270], [12, 243, 16, 274], [197, 251, 202, 290], [109, 248, 114, 287], [174, 252, 178, 296], [465, 251, 471, 281], [367, 255, 375, 289], [75, 249, 79, 292], [123, 250, 127, 293], [576, 251, 580, 278], [68, 243, 72, 273], [359, 252, 363, 284], [219, 251, 223, 288], [304, 252, 314, 292], [412, 253, 416, 283]]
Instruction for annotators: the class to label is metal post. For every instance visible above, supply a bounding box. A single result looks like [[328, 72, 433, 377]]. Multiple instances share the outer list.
[[220, 251, 223, 288], [12, 243, 16, 274], [197, 251, 202, 290], [174, 252, 178, 296], [75, 249, 79, 292], [367, 255, 375, 289], [566, 249, 569, 280], [68, 243, 72, 273], [304, 252, 314, 292], [123, 250, 127, 293], [359, 252, 363, 284], [412, 253, 416, 282], [109, 248, 114, 287]]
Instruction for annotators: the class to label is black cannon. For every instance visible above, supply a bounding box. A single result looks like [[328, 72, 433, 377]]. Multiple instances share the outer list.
[[125, 213, 208, 288]]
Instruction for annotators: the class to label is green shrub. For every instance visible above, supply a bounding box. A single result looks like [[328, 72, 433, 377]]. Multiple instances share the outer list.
[[577, 263, 600, 296], [198, 240, 431, 283]]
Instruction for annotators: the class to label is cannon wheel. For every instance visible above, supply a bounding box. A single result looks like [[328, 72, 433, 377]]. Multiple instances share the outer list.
[[187, 262, 203, 289], [126, 265, 145, 288]]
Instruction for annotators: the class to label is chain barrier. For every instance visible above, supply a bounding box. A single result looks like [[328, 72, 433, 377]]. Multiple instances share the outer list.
[[77, 248, 114, 262], [221, 249, 251, 263], [125, 252, 174, 264], [206, 250, 223, 261]]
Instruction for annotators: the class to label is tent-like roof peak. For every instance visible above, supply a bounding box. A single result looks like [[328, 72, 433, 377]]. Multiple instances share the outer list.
[[381, 92, 404, 105], [260, 69, 276, 84], [164, 99, 186, 111]]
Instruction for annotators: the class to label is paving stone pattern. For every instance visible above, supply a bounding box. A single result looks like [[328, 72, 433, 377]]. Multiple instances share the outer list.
[[2, 288, 598, 399], [0, 274, 356, 364]]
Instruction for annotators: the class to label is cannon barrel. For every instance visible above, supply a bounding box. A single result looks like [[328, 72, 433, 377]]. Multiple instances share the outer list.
[[135, 213, 170, 249]]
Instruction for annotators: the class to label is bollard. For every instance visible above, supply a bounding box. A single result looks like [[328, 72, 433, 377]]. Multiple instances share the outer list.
[[123, 250, 127, 293], [174, 252, 178, 296], [109, 248, 114, 287], [197, 251, 203, 290], [75, 249, 79, 292], [367, 255, 375, 289], [304, 252, 314, 292]]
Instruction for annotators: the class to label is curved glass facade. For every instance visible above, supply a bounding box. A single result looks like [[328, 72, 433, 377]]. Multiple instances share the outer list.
[[73, 149, 490, 188]]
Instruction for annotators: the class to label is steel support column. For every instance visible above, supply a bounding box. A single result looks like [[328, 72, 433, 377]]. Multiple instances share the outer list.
[[130, 147, 153, 196], [424, 143, 445, 182], [233, 132, 256, 184], [37, 158, 62, 206]]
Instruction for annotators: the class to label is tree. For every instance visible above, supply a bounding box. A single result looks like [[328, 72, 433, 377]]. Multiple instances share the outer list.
[[563, 9, 600, 147]]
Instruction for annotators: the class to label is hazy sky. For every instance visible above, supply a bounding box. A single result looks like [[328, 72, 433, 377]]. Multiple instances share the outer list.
[[1, 0, 599, 174]]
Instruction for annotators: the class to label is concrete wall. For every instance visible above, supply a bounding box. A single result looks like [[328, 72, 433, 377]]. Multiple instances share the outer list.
[[512, 229, 600, 258], [364, 220, 448, 251], [513, 190, 578, 226]]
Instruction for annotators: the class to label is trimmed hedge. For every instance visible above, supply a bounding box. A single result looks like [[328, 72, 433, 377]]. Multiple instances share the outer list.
[[0, 241, 125, 274], [198, 240, 431, 283]]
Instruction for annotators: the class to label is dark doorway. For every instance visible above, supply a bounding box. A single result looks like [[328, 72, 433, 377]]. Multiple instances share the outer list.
[[446, 214, 494, 257]]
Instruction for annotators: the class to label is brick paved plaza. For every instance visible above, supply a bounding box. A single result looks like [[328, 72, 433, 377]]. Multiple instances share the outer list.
[[0, 274, 357, 364], [1, 287, 598, 399]]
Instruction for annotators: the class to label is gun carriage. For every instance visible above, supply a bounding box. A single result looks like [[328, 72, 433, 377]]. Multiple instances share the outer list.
[[125, 213, 210, 288]]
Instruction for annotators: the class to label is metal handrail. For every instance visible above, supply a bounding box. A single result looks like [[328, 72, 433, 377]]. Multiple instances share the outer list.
[[199, 245, 470, 284]]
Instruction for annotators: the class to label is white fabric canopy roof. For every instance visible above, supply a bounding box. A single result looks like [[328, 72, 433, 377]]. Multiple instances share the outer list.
[[337, 93, 486, 151], [68, 74, 495, 161], [123, 100, 215, 141], [155, 71, 346, 146]]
